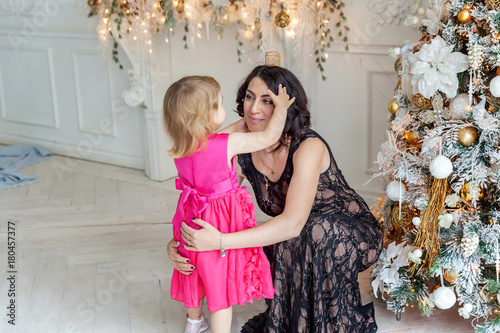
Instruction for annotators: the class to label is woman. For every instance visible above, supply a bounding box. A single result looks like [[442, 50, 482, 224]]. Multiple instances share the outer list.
[[167, 65, 383, 332]]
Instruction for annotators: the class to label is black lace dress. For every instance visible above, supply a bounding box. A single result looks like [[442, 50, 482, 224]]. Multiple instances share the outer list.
[[238, 130, 383, 333]]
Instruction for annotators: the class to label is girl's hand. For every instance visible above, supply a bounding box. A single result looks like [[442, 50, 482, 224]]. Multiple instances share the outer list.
[[166, 238, 195, 275], [181, 219, 221, 251], [268, 84, 295, 112]]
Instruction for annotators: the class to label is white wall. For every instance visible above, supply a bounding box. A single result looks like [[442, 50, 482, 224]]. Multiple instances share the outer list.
[[0, 0, 420, 202], [0, 1, 144, 169]]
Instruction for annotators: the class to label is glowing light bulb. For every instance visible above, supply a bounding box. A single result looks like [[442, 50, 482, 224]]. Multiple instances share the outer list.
[[133, 36, 137, 40], [165, 38, 169, 43], [149, 49, 152, 54]]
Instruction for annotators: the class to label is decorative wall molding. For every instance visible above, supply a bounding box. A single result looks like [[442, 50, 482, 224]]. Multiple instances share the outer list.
[[0, 45, 59, 128], [0, 26, 97, 39], [72, 49, 117, 137], [365, 0, 422, 25], [365, 66, 396, 176], [0, 0, 39, 16]]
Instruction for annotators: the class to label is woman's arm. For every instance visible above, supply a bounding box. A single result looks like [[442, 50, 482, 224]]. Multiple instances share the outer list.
[[182, 138, 329, 250]]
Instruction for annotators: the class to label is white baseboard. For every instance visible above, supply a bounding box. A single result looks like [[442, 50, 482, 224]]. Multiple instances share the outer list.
[[0, 132, 144, 169]]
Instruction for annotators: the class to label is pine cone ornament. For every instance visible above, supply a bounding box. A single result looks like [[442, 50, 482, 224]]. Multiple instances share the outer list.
[[468, 44, 484, 70], [461, 233, 479, 257]]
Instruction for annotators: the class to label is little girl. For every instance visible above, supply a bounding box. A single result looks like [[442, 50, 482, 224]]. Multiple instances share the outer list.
[[163, 75, 294, 333]]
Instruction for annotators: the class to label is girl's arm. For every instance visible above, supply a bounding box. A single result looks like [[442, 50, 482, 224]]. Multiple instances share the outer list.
[[227, 85, 295, 158], [218, 118, 247, 134], [182, 138, 329, 250]]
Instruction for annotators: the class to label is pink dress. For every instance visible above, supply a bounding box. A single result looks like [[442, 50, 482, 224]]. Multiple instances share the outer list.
[[170, 133, 274, 312]]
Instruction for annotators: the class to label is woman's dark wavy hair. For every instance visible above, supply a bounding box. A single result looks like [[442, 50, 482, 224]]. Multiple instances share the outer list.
[[235, 65, 311, 150]]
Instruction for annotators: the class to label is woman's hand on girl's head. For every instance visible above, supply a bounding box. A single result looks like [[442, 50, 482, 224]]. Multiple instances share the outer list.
[[166, 238, 195, 275], [181, 219, 221, 251]]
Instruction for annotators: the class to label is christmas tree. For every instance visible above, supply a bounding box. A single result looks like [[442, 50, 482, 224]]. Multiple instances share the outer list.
[[371, 1, 500, 331]]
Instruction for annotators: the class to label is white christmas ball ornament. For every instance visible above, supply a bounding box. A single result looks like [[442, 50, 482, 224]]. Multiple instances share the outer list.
[[413, 248, 423, 257], [386, 181, 406, 201], [430, 286, 456, 309], [463, 303, 473, 312], [449, 93, 471, 119], [412, 217, 421, 227], [429, 155, 453, 179], [491, 76, 500, 98]]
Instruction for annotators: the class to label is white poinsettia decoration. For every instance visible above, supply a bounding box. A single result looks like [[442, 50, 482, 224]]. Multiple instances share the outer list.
[[408, 36, 470, 99], [421, 2, 444, 35], [371, 241, 413, 297]]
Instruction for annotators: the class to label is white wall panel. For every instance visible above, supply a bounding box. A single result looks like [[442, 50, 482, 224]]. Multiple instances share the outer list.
[[72, 49, 116, 137], [0, 46, 59, 128], [366, 69, 398, 175]]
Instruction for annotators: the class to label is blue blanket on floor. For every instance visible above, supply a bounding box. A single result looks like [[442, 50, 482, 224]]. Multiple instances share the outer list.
[[0, 145, 52, 190]]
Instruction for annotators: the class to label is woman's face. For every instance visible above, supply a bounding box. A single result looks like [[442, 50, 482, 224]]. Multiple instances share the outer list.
[[243, 77, 275, 133]]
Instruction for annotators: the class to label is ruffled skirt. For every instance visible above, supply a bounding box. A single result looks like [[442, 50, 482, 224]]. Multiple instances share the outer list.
[[170, 187, 274, 312]]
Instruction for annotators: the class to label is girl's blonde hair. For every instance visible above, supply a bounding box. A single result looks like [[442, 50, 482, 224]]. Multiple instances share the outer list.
[[163, 76, 221, 158]]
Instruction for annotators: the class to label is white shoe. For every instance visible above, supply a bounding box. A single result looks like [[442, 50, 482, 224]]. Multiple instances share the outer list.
[[184, 313, 209, 333]]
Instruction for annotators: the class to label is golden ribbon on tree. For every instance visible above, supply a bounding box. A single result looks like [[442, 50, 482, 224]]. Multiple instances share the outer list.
[[409, 177, 448, 274]]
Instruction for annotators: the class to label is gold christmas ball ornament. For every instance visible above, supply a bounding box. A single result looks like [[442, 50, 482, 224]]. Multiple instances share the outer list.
[[405, 130, 419, 145], [457, 8, 472, 23], [388, 98, 400, 114], [496, 67, 500, 76], [275, 11, 290, 28], [443, 270, 458, 283], [486, 0, 500, 10], [460, 182, 484, 201], [457, 126, 479, 147], [390, 203, 414, 228], [412, 93, 433, 110]]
